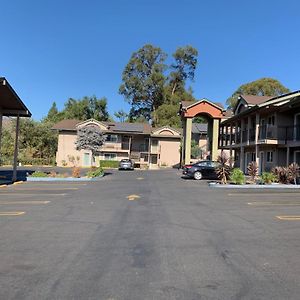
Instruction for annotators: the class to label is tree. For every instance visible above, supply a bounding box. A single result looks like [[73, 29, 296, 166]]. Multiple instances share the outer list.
[[153, 104, 181, 128], [169, 46, 198, 96], [18, 119, 58, 164], [191, 140, 202, 159], [119, 44, 167, 121], [226, 78, 290, 108], [75, 125, 106, 165], [63, 96, 109, 121], [45, 102, 60, 123], [114, 109, 128, 122]]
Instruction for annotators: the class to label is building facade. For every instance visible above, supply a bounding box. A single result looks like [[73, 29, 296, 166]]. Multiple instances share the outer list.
[[219, 92, 300, 174], [53, 119, 185, 169]]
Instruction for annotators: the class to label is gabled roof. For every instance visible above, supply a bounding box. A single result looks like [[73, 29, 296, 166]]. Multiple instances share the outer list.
[[151, 126, 181, 136], [52, 119, 152, 134], [52, 119, 80, 131], [76, 119, 109, 130], [239, 95, 273, 106], [222, 90, 300, 125], [180, 98, 224, 111]]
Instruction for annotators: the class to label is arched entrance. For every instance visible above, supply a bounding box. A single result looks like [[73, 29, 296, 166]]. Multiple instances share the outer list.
[[179, 99, 224, 164]]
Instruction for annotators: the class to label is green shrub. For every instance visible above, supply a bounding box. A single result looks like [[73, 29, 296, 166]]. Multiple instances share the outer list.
[[230, 168, 245, 185], [261, 172, 276, 184], [30, 171, 48, 177], [100, 160, 119, 168], [86, 167, 104, 178]]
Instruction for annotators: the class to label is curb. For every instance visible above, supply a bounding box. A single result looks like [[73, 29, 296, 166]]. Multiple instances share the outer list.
[[208, 183, 300, 189], [26, 175, 104, 182]]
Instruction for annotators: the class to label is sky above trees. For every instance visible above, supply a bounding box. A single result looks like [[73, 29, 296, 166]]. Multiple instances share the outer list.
[[1, 0, 300, 120]]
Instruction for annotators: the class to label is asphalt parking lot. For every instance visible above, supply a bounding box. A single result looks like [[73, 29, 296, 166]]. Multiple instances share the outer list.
[[1, 169, 300, 299]]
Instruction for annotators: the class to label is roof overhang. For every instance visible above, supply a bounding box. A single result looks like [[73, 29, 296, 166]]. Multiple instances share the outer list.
[[0, 77, 31, 117]]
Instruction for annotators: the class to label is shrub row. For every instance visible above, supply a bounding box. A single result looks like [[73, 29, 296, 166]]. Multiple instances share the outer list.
[[99, 160, 119, 168]]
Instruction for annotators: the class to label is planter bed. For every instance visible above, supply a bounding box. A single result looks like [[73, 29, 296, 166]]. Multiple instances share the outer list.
[[209, 182, 300, 189]]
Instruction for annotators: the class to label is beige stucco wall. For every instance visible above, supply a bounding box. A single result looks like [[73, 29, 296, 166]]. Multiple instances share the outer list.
[[56, 132, 83, 167], [159, 139, 180, 167]]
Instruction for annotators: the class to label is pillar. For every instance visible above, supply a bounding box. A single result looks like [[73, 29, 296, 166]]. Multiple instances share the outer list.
[[211, 118, 219, 161], [0, 112, 3, 163], [287, 147, 290, 167], [255, 113, 260, 174], [12, 115, 20, 183], [184, 118, 192, 164]]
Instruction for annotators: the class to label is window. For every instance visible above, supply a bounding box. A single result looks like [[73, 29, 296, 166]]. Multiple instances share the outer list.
[[104, 153, 117, 160], [266, 151, 273, 162], [152, 139, 158, 146], [106, 134, 118, 143], [268, 115, 275, 125]]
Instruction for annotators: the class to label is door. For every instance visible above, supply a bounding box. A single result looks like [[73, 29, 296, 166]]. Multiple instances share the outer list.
[[260, 119, 266, 139], [294, 114, 300, 141], [83, 153, 90, 166]]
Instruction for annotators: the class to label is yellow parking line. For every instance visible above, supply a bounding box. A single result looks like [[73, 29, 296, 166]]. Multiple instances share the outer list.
[[248, 202, 300, 206], [0, 201, 50, 205], [229, 193, 300, 196], [276, 216, 300, 221], [13, 181, 24, 185], [0, 211, 25, 216], [0, 193, 67, 196], [9, 187, 78, 191]]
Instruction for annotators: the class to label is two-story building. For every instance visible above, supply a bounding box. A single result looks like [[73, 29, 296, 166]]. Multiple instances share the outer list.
[[52, 119, 183, 169], [219, 91, 300, 173]]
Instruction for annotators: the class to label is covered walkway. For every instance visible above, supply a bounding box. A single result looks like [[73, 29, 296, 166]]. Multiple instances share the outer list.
[[0, 77, 31, 182]]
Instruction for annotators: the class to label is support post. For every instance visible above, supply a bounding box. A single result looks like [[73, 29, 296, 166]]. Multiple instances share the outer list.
[[211, 118, 219, 161], [255, 113, 260, 174], [287, 147, 290, 167], [184, 118, 192, 164], [12, 115, 20, 183], [0, 112, 3, 163]]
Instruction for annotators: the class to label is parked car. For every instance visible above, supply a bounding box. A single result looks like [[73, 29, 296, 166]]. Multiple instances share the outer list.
[[182, 160, 220, 180], [119, 159, 134, 170]]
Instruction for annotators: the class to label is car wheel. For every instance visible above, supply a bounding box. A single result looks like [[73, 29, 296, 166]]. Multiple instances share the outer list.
[[193, 171, 202, 180]]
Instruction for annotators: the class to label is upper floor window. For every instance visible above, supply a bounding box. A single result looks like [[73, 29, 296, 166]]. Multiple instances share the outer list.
[[268, 116, 275, 126], [106, 134, 118, 143], [104, 153, 117, 160], [152, 139, 158, 146], [267, 151, 273, 162]]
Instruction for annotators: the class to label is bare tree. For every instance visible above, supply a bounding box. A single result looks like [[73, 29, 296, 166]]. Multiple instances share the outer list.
[[75, 125, 106, 166]]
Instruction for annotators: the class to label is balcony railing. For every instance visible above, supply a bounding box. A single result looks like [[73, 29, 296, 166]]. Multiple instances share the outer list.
[[220, 124, 300, 146]]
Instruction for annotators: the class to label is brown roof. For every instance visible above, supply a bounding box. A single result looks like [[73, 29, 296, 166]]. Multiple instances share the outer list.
[[181, 101, 195, 108], [52, 119, 152, 134], [240, 95, 273, 106], [223, 109, 233, 119], [52, 119, 80, 131]]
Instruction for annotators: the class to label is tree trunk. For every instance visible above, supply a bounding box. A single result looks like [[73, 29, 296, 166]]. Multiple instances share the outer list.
[[171, 82, 177, 96]]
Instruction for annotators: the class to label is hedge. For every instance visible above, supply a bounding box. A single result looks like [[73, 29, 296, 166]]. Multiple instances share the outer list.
[[100, 160, 119, 168]]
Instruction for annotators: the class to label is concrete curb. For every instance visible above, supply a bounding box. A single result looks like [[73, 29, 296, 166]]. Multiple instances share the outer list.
[[208, 182, 300, 189], [26, 175, 104, 182]]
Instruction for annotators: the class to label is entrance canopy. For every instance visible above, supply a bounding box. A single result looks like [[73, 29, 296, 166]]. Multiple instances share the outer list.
[[179, 99, 224, 119], [0, 77, 31, 117], [0, 77, 31, 182], [180, 99, 225, 164]]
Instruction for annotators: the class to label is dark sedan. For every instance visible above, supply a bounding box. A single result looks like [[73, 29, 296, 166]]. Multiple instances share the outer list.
[[182, 160, 220, 180]]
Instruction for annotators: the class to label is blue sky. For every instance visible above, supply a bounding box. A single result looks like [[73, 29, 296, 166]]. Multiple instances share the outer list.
[[1, 0, 300, 120]]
